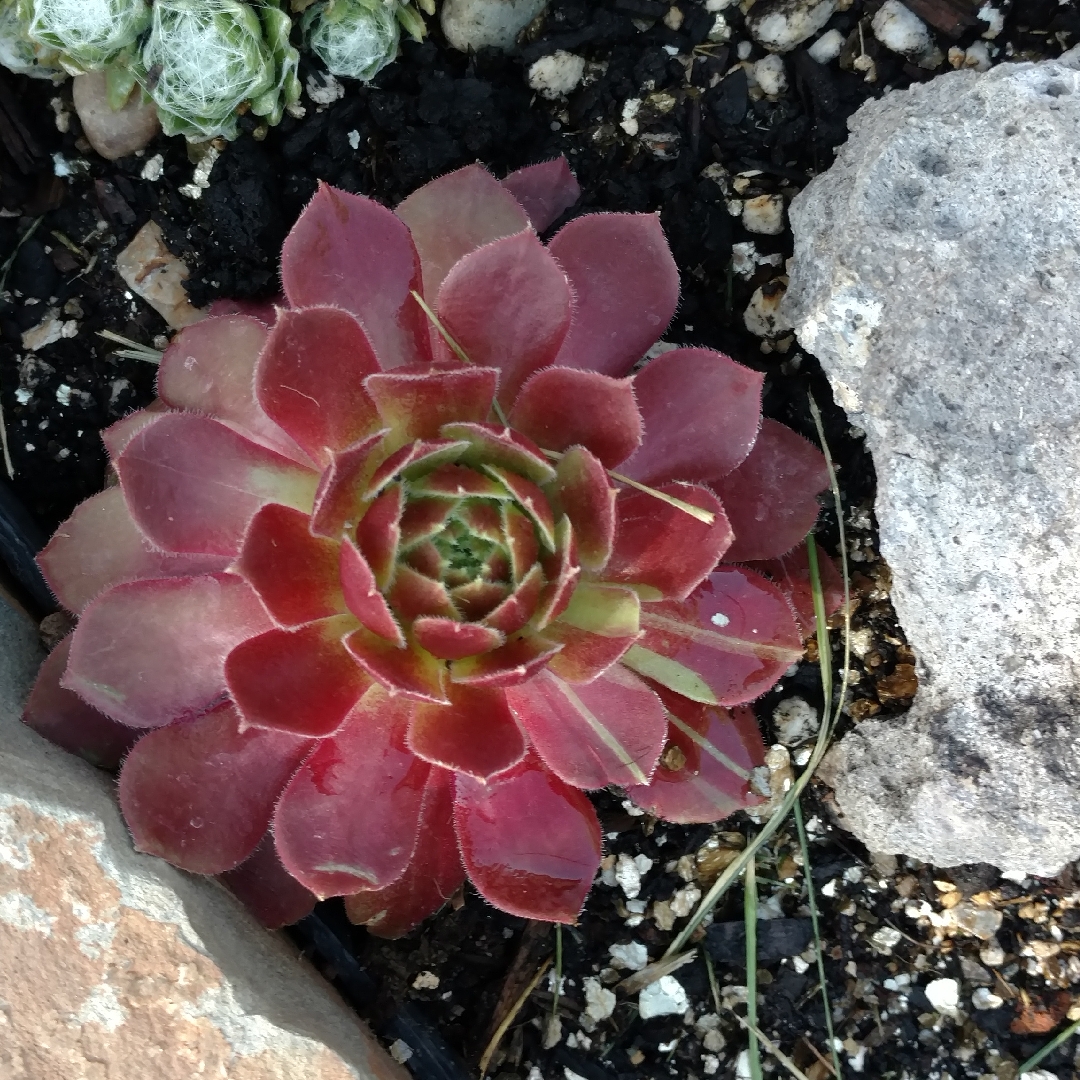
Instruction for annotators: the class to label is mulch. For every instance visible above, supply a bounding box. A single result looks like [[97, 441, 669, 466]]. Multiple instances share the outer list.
[[1, 1, 1079, 1077]]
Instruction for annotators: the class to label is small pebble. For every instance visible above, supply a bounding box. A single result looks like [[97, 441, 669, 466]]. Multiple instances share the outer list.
[[870, 926, 903, 955], [773, 697, 819, 744], [670, 884, 701, 918], [747, 0, 837, 53], [872, 0, 939, 67], [412, 970, 439, 990], [971, 987, 1003, 1010], [808, 28, 844, 64], [389, 1040, 414, 1063], [638, 975, 689, 1019], [742, 193, 784, 235]]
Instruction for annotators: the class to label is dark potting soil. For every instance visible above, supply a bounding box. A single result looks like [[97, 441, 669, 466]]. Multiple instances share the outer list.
[[2, 1, 1080, 1078]]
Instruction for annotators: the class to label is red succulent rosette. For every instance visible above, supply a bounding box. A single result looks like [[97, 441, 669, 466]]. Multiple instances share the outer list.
[[24, 159, 829, 934]]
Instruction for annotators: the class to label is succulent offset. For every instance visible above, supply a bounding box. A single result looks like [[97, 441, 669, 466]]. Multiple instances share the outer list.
[[0, 0, 424, 140], [25, 159, 831, 934]]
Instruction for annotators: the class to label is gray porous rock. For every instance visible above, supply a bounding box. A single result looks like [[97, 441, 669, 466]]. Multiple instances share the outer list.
[[0, 597, 405, 1080], [784, 59, 1080, 877]]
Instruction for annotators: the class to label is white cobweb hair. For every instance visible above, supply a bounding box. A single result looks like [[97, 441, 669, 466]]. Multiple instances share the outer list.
[[305, 0, 399, 82], [27, 0, 149, 63], [142, 0, 273, 137]]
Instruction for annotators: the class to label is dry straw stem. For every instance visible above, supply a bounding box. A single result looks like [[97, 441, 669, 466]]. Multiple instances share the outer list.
[[744, 851, 764, 1080], [478, 956, 552, 1076], [664, 394, 853, 957]]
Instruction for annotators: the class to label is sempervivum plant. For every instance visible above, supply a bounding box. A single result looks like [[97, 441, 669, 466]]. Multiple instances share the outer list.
[[24, 159, 831, 935]]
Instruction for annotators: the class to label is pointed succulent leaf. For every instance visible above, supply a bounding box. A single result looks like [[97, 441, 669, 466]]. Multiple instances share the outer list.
[[407, 684, 526, 779], [234, 503, 344, 626], [255, 307, 383, 468], [558, 581, 641, 637], [101, 405, 167, 463], [412, 617, 505, 661], [501, 158, 581, 232], [117, 413, 319, 556], [340, 535, 405, 645], [274, 686, 432, 897], [118, 702, 313, 875], [510, 368, 643, 468], [505, 665, 666, 789], [344, 626, 449, 703], [532, 516, 580, 630], [716, 419, 829, 562], [386, 564, 458, 621], [412, 462, 512, 500], [603, 483, 733, 601], [309, 430, 389, 539], [64, 574, 273, 728], [282, 182, 430, 368], [158, 314, 310, 464], [631, 567, 803, 706], [226, 616, 368, 738], [395, 163, 530, 298], [399, 497, 460, 547], [453, 754, 602, 922], [38, 486, 230, 615], [344, 767, 465, 938], [354, 481, 404, 587], [545, 446, 616, 572], [626, 689, 765, 823], [450, 632, 562, 688], [436, 231, 572, 406], [621, 348, 764, 486], [364, 438, 469, 499], [440, 422, 556, 485], [451, 578, 510, 621], [221, 831, 317, 929], [365, 366, 499, 445], [22, 635, 139, 769], [453, 500, 502, 544], [483, 466, 555, 550], [501, 503, 540, 583], [544, 622, 640, 684], [480, 563, 545, 636], [548, 213, 679, 377]]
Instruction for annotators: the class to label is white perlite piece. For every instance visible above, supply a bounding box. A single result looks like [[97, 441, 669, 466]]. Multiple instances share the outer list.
[[746, 0, 837, 53], [925, 978, 960, 1016], [583, 977, 616, 1022], [527, 50, 585, 99], [638, 976, 689, 1019], [609, 941, 649, 971], [786, 59, 1080, 877], [752, 54, 787, 96], [0, 597, 404, 1080]]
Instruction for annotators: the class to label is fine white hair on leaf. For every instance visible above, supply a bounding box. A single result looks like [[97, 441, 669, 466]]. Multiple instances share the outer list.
[[25, 0, 150, 68], [303, 0, 400, 82], [141, 0, 275, 139]]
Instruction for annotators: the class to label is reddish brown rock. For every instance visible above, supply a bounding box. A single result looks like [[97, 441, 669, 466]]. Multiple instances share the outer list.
[[0, 599, 407, 1080], [72, 71, 160, 161]]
